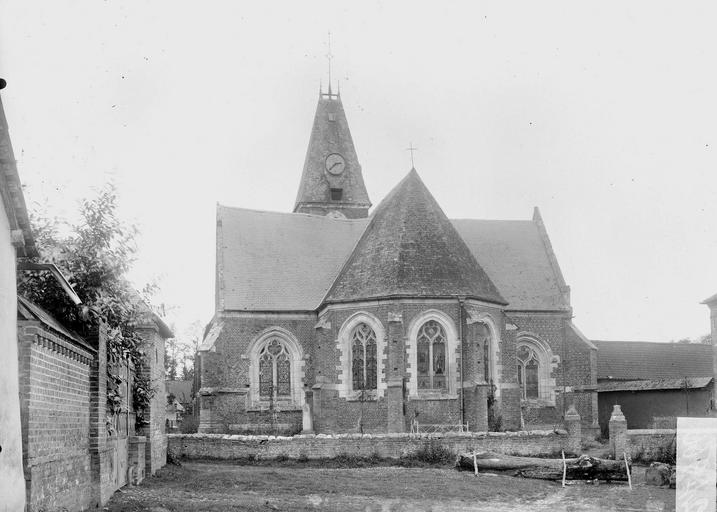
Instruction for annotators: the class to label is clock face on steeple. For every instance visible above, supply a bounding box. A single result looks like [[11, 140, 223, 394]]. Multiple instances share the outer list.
[[325, 153, 346, 175]]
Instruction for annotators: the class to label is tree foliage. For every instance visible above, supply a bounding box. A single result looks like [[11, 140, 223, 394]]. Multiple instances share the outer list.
[[18, 184, 159, 424]]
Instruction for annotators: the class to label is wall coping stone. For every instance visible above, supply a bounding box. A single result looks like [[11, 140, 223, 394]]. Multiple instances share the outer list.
[[627, 429, 676, 435], [168, 429, 568, 443]]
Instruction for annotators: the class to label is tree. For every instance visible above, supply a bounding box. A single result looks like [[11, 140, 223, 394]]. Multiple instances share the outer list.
[[165, 320, 203, 381], [18, 183, 158, 424]]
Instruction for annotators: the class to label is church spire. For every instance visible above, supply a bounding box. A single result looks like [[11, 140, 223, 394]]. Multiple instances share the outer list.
[[294, 39, 370, 218], [293, 91, 371, 218]]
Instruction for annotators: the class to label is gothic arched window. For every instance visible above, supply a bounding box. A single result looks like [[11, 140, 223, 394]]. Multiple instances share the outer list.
[[258, 338, 292, 400], [351, 323, 377, 391], [417, 320, 447, 390], [517, 344, 540, 400]]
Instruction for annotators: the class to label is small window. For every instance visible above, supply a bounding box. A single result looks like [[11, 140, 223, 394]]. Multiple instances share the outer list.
[[330, 188, 343, 201]]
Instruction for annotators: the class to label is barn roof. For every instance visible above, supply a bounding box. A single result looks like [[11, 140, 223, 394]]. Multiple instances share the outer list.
[[324, 169, 506, 305], [597, 377, 713, 392], [166, 380, 193, 402], [595, 340, 713, 381]]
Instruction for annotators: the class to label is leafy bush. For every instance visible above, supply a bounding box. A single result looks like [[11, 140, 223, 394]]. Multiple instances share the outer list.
[[18, 184, 160, 425], [410, 442, 455, 465]]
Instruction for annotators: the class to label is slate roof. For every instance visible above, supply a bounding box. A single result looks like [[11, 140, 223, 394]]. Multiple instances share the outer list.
[[452, 219, 569, 311], [324, 169, 506, 305], [217, 197, 571, 311], [294, 95, 371, 212], [595, 340, 713, 381], [218, 205, 368, 311], [597, 377, 713, 393]]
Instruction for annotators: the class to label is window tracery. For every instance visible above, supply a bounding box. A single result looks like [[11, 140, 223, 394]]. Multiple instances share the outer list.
[[351, 323, 377, 391], [258, 337, 292, 401], [417, 320, 447, 390], [516, 344, 540, 399]]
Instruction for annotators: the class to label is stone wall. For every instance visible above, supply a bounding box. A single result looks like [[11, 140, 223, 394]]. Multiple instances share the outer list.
[[168, 429, 575, 461], [626, 429, 676, 460], [607, 405, 676, 461]]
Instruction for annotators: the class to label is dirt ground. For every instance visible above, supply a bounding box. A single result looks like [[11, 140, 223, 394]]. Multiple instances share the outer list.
[[106, 461, 676, 512]]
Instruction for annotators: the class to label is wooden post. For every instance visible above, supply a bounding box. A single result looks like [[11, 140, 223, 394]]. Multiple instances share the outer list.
[[623, 452, 632, 490]]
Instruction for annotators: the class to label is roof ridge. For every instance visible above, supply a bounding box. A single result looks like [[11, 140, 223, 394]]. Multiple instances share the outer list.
[[218, 203, 367, 222]]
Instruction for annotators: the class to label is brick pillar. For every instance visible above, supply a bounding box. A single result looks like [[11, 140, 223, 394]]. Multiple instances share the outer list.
[[137, 325, 166, 475], [608, 404, 627, 459], [89, 320, 111, 507], [386, 378, 405, 433], [386, 313, 405, 433], [564, 404, 582, 455]]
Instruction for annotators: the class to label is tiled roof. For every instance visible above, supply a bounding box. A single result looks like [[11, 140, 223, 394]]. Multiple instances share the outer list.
[[217, 202, 572, 311], [324, 169, 506, 305], [597, 377, 713, 392], [595, 340, 714, 381], [218, 205, 368, 311], [452, 218, 570, 311]]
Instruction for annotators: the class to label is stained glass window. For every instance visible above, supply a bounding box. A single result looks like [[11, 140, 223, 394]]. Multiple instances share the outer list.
[[517, 344, 540, 399], [417, 320, 447, 390], [351, 323, 377, 391], [258, 338, 291, 401]]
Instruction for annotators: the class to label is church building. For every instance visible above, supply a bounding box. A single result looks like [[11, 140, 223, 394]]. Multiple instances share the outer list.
[[197, 85, 599, 435]]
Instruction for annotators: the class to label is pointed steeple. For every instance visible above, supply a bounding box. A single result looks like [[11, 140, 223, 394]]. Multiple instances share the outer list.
[[293, 93, 371, 218], [323, 169, 507, 304]]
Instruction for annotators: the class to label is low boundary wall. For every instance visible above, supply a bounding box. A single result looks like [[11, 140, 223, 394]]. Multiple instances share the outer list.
[[626, 429, 676, 460], [169, 430, 574, 461]]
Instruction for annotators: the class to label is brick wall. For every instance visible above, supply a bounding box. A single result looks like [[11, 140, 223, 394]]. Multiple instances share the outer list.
[[203, 303, 597, 435], [509, 314, 597, 428], [198, 314, 316, 433], [168, 430, 574, 460], [18, 320, 96, 511]]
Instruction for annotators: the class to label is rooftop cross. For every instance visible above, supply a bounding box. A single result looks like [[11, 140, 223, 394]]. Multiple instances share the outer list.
[[407, 142, 418, 168]]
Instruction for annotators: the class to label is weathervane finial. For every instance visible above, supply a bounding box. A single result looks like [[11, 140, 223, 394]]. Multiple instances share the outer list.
[[327, 31, 333, 95], [406, 142, 418, 168]]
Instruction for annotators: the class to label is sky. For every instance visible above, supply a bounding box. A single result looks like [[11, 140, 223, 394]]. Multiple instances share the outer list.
[[1, 1, 716, 342]]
